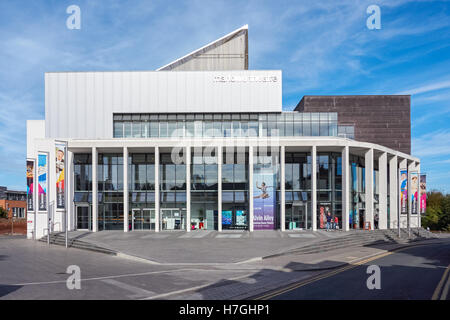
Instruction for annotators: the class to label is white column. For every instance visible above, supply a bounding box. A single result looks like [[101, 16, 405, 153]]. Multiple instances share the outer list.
[[155, 146, 160, 232], [123, 146, 129, 232], [342, 145, 350, 232], [378, 152, 387, 230], [389, 156, 398, 229], [365, 148, 374, 230], [249, 146, 254, 232], [280, 146, 286, 231], [217, 145, 222, 232], [66, 150, 74, 232], [92, 147, 98, 232], [417, 162, 421, 228], [407, 160, 415, 230], [186, 146, 191, 232], [311, 145, 317, 231], [399, 158, 407, 228]]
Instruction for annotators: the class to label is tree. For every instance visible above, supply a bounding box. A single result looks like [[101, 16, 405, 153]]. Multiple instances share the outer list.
[[0, 207, 7, 219], [422, 191, 450, 231]]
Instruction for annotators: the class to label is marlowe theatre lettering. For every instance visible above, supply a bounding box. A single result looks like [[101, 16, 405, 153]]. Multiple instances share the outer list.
[[213, 75, 278, 83]]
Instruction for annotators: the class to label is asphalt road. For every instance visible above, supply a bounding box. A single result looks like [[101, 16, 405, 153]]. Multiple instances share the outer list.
[[260, 240, 450, 300]]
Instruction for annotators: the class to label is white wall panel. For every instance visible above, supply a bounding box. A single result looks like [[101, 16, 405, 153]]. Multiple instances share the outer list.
[[45, 70, 282, 139]]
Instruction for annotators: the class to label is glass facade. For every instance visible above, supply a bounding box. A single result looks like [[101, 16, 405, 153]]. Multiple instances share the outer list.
[[98, 154, 124, 231], [284, 152, 312, 230], [222, 149, 249, 230], [160, 152, 186, 230], [70, 147, 385, 233], [316, 153, 342, 230], [112, 112, 353, 139], [128, 153, 156, 231], [350, 155, 365, 229], [191, 148, 218, 230]]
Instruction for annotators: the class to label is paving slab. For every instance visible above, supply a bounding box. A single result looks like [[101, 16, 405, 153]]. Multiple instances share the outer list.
[[60, 230, 349, 264]]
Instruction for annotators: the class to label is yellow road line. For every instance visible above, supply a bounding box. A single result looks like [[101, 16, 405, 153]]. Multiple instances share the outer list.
[[432, 263, 450, 300], [255, 243, 438, 300], [255, 251, 393, 300]]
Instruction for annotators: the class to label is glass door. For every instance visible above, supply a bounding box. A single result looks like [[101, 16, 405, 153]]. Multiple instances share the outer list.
[[76, 205, 92, 230], [143, 208, 155, 230], [160, 208, 186, 230], [131, 208, 143, 231]]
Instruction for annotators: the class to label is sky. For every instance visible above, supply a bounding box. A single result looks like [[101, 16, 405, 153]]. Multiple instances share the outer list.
[[0, 0, 449, 192]]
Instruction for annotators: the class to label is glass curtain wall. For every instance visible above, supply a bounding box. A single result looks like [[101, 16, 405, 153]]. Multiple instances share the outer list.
[[191, 147, 218, 230], [160, 151, 186, 230], [97, 153, 124, 231], [349, 155, 365, 229], [284, 152, 312, 230], [128, 153, 156, 231], [316, 153, 342, 230], [73, 154, 92, 230], [222, 148, 249, 230]]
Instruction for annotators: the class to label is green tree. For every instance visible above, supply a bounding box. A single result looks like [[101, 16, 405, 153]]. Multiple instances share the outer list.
[[0, 207, 7, 219], [422, 191, 450, 231]]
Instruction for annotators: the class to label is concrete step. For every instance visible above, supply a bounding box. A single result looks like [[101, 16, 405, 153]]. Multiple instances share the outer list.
[[38, 234, 116, 255]]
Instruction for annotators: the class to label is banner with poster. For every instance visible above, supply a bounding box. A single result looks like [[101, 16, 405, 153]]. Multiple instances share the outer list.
[[399, 169, 408, 214], [38, 153, 48, 211], [26, 160, 34, 211], [253, 164, 276, 230], [410, 172, 419, 215], [55, 143, 66, 209], [420, 175, 427, 214]]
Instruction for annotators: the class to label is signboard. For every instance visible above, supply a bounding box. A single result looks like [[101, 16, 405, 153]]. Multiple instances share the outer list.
[[399, 169, 408, 214], [420, 175, 427, 214], [222, 210, 232, 226], [38, 153, 48, 211], [236, 210, 246, 226], [253, 164, 276, 230], [410, 172, 419, 215], [55, 143, 66, 209], [26, 160, 34, 211]]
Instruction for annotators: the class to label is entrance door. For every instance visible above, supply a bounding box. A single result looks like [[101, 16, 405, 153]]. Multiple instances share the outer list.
[[143, 208, 156, 230], [131, 208, 156, 231], [292, 205, 307, 229], [160, 208, 185, 230], [76, 205, 92, 230], [131, 208, 143, 231]]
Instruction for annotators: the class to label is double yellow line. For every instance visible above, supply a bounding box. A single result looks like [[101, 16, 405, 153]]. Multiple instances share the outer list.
[[254, 251, 394, 300], [432, 263, 450, 300]]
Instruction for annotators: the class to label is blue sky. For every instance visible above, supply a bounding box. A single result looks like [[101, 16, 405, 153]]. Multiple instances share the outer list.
[[0, 0, 449, 192]]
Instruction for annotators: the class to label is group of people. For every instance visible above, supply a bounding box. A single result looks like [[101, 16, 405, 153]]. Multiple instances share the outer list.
[[319, 206, 339, 231], [325, 212, 339, 231]]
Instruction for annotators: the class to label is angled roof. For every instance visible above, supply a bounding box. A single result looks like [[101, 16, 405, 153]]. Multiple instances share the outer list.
[[157, 25, 248, 71]]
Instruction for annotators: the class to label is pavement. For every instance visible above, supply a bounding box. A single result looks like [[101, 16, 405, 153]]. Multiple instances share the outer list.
[[1, 234, 449, 300], [59, 229, 348, 264]]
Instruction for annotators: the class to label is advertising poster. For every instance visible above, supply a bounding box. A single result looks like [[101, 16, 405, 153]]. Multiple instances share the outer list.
[[410, 172, 419, 215], [253, 165, 276, 230], [236, 210, 246, 226], [399, 169, 408, 214], [26, 160, 34, 211], [38, 153, 48, 211], [55, 143, 66, 209], [222, 210, 232, 226], [420, 175, 427, 214]]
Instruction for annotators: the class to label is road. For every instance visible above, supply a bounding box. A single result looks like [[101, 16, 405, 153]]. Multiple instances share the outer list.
[[256, 240, 450, 300]]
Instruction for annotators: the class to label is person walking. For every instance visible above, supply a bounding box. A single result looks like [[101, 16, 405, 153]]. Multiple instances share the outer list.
[[326, 212, 332, 231], [334, 216, 339, 230]]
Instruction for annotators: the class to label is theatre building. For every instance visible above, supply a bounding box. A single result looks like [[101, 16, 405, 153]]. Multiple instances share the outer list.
[[26, 25, 421, 240]]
